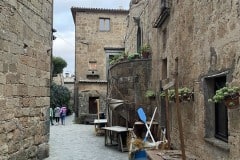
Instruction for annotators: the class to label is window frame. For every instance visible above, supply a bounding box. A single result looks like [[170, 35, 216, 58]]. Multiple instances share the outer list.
[[99, 18, 110, 32]]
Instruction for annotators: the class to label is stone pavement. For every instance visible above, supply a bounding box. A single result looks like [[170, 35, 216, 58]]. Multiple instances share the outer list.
[[44, 114, 128, 160]]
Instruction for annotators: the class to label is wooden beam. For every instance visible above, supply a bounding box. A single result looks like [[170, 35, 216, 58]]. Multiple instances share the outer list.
[[162, 80, 175, 90], [174, 57, 186, 160]]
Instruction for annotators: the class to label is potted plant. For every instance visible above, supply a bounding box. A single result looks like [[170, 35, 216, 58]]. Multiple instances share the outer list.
[[178, 87, 194, 102], [160, 87, 194, 102], [145, 90, 156, 99], [208, 86, 240, 109], [140, 44, 151, 59]]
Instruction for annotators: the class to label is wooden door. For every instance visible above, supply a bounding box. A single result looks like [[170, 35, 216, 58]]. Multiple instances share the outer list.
[[214, 76, 228, 142]]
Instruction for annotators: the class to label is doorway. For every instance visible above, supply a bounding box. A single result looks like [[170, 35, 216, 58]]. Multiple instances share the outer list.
[[214, 76, 228, 142], [205, 75, 228, 142], [89, 97, 99, 114]]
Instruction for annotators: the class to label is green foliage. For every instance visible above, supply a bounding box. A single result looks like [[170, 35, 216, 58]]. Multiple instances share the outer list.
[[50, 82, 71, 109], [140, 44, 151, 53], [145, 90, 156, 98], [208, 86, 240, 103], [160, 87, 193, 102], [127, 53, 140, 60], [109, 51, 128, 65], [52, 56, 67, 75]]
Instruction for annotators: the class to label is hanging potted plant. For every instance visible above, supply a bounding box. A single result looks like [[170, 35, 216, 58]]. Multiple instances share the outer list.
[[140, 44, 151, 59], [178, 87, 194, 102], [208, 86, 240, 109], [160, 87, 194, 102]]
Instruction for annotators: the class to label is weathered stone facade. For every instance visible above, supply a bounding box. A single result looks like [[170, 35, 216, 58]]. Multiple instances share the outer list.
[[108, 59, 155, 126], [71, 8, 129, 123], [0, 0, 52, 159], [124, 0, 240, 159]]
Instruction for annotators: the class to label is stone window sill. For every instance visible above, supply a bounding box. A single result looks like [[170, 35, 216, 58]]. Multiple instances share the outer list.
[[204, 138, 230, 152]]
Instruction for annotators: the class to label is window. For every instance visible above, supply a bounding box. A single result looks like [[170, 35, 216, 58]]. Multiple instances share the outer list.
[[162, 58, 167, 79], [99, 18, 110, 31], [137, 27, 141, 53], [105, 48, 124, 79], [162, 28, 167, 52]]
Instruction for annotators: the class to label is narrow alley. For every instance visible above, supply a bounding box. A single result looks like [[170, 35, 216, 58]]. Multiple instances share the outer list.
[[44, 114, 128, 160]]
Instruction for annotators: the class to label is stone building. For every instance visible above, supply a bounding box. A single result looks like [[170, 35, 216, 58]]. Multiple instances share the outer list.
[[71, 7, 129, 123], [0, 1, 52, 159], [124, 0, 240, 159]]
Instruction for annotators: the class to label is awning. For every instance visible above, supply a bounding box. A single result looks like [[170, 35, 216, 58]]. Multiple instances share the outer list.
[[109, 99, 124, 110]]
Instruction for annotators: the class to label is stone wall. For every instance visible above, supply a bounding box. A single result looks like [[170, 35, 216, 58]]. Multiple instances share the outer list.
[[0, 0, 52, 159], [108, 59, 155, 126], [126, 0, 240, 159]]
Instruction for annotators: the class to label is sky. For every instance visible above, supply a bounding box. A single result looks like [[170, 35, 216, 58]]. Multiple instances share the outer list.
[[53, 0, 131, 76]]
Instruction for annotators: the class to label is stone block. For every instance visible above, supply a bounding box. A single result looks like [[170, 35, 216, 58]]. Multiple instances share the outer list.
[[6, 73, 19, 84], [17, 84, 28, 96], [4, 85, 13, 97]]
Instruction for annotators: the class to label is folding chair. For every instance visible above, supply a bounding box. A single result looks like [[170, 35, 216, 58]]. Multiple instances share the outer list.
[[137, 107, 157, 144]]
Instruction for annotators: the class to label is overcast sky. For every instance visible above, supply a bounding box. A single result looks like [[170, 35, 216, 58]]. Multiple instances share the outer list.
[[53, 0, 130, 76]]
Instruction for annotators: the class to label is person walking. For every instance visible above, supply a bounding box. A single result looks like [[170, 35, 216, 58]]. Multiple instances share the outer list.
[[54, 106, 61, 125], [60, 105, 67, 125], [49, 107, 54, 125]]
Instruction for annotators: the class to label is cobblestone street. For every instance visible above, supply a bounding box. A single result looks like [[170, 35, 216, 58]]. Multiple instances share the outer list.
[[44, 114, 128, 160]]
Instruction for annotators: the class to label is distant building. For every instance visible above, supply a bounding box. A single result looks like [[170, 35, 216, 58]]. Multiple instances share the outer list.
[[71, 7, 129, 123]]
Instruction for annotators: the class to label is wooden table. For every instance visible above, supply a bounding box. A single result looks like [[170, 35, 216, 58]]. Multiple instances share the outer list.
[[93, 119, 107, 135], [102, 126, 132, 152]]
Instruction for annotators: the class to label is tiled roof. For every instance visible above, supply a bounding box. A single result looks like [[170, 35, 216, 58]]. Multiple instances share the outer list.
[[71, 7, 128, 12], [71, 7, 129, 22]]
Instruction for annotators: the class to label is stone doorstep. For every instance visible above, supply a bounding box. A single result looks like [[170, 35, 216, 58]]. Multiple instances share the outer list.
[[146, 150, 198, 160]]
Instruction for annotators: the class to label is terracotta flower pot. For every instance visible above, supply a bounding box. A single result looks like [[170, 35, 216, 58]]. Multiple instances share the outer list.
[[142, 52, 150, 59], [224, 94, 239, 109]]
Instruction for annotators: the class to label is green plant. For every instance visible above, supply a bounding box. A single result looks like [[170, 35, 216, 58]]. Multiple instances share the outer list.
[[50, 82, 71, 109], [208, 86, 240, 105], [109, 52, 128, 65], [145, 90, 156, 98], [160, 87, 193, 102], [52, 56, 67, 76], [140, 44, 151, 53], [127, 53, 140, 60], [140, 44, 151, 58]]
